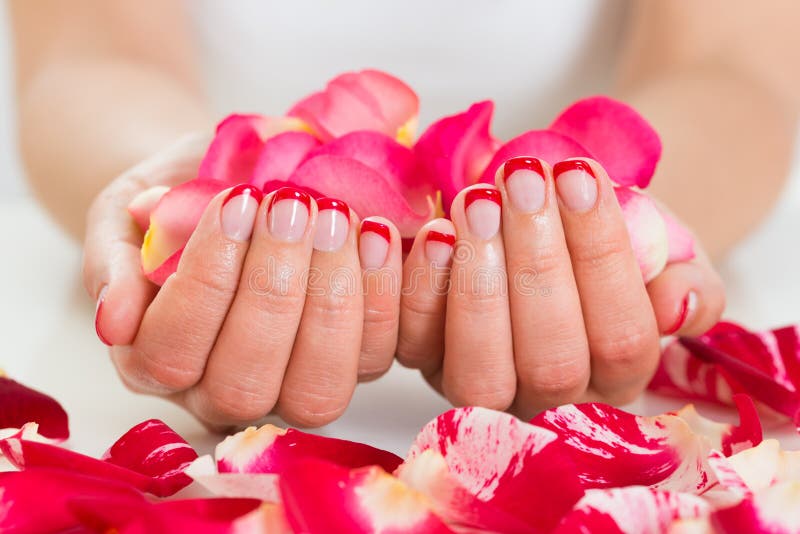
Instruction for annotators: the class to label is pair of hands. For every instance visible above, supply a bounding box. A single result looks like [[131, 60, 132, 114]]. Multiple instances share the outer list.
[[85, 134, 725, 428]]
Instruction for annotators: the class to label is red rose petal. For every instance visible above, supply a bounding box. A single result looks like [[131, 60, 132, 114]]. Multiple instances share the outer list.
[[0, 375, 69, 441]]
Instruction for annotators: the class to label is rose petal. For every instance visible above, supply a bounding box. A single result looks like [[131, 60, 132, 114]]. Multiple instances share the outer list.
[[673, 395, 762, 456], [198, 114, 311, 184], [127, 185, 170, 233], [658, 206, 697, 263], [405, 407, 584, 531], [185, 455, 281, 502], [0, 468, 144, 533], [549, 95, 662, 188], [615, 187, 669, 282], [279, 458, 453, 533], [286, 154, 434, 237], [478, 129, 591, 183], [711, 481, 800, 534], [0, 375, 69, 441], [531, 401, 760, 493], [553, 486, 710, 534], [101, 419, 199, 496], [0, 423, 54, 472], [141, 179, 230, 284], [215, 423, 403, 475], [249, 131, 321, 190], [288, 70, 419, 144], [415, 100, 499, 211], [0, 420, 197, 497], [710, 439, 800, 496]]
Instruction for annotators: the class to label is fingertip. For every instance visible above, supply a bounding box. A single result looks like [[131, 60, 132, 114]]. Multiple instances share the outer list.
[[96, 275, 157, 346], [648, 262, 726, 337]]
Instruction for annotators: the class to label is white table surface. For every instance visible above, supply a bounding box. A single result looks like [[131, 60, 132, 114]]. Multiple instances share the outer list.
[[2, 173, 800, 458]]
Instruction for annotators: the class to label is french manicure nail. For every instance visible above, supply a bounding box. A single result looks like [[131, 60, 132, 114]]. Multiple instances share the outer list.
[[268, 187, 311, 242], [95, 285, 111, 346], [664, 290, 698, 335], [425, 230, 455, 268], [359, 220, 391, 269], [314, 198, 350, 252], [221, 184, 262, 241], [503, 157, 546, 212], [554, 160, 597, 212], [464, 188, 502, 240]]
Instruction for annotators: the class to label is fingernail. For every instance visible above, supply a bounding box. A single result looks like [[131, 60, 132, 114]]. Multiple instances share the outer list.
[[664, 290, 698, 335], [554, 160, 597, 212], [359, 220, 391, 269], [464, 188, 502, 240], [268, 187, 311, 242], [314, 198, 350, 252], [425, 231, 455, 268], [221, 185, 262, 241], [503, 157, 546, 212], [95, 285, 111, 346]]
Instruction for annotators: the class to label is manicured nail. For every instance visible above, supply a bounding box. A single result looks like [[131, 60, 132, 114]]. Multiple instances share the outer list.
[[503, 157, 546, 213], [359, 220, 391, 269], [221, 184, 262, 241], [464, 188, 502, 240], [314, 198, 350, 252], [95, 285, 111, 346], [554, 160, 597, 212], [268, 187, 311, 242], [425, 231, 455, 268], [664, 290, 698, 335]]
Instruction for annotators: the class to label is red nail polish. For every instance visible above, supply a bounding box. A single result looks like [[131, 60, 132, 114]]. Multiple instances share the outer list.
[[426, 230, 456, 246], [503, 157, 544, 181], [224, 184, 263, 206], [464, 188, 502, 210], [95, 286, 111, 346], [269, 187, 311, 212], [361, 220, 391, 242], [317, 197, 350, 219], [553, 159, 595, 180], [664, 291, 697, 336]]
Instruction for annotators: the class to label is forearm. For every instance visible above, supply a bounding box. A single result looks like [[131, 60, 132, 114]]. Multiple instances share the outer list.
[[18, 58, 211, 237], [617, 68, 796, 260]]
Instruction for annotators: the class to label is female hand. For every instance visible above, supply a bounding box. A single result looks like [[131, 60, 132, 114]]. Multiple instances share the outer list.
[[84, 135, 403, 428], [397, 157, 725, 419]]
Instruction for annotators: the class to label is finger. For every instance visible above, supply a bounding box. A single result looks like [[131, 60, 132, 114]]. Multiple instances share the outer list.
[[647, 259, 726, 337], [185, 188, 316, 424], [277, 198, 363, 427], [443, 185, 516, 410], [495, 157, 590, 417], [554, 158, 660, 403], [115, 184, 261, 395], [358, 217, 402, 382], [84, 133, 211, 346]]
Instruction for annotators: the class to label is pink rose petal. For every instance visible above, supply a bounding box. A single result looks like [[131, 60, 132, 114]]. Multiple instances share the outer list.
[[415, 100, 499, 211], [216, 423, 403, 475], [658, 206, 697, 263], [288, 70, 419, 144], [279, 458, 454, 533], [0, 375, 69, 441], [615, 187, 669, 282], [287, 154, 434, 238], [185, 455, 282, 502], [0, 468, 144, 533], [249, 131, 321, 190], [0, 420, 197, 497], [405, 407, 584, 532], [549, 95, 662, 188], [141, 179, 230, 284], [711, 481, 800, 534], [553, 486, 710, 534], [127, 186, 170, 233], [478, 129, 591, 183]]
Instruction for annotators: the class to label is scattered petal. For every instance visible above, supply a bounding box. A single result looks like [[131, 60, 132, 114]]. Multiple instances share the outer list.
[[280, 458, 453, 533], [711, 481, 800, 534], [185, 455, 281, 502], [216, 423, 403, 475], [415, 100, 499, 211], [0, 375, 69, 441], [549, 95, 662, 188]]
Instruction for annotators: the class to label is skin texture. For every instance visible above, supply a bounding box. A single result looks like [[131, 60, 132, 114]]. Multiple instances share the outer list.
[[10, 1, 800, 425]]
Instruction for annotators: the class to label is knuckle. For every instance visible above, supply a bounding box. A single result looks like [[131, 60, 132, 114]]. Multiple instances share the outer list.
[[137, 346, 204, 392], [444, 377, 516, 412], [569, 233, 630, 269], [518, 360, 589, 406], [204, 381, 276, 423], [278, 392, 348, 428], [593, 320, 659, 370]]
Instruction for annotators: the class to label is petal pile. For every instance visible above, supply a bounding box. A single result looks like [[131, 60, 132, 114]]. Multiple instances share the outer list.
[[650, 321, 800, 425], [133, 70, 697, 284]]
